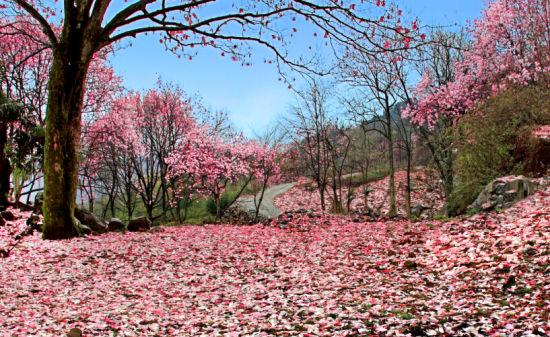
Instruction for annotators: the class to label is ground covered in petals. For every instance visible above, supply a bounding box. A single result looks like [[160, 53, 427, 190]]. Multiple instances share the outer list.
[[274, 171, 444, 217], [0, 182, 548, 336]]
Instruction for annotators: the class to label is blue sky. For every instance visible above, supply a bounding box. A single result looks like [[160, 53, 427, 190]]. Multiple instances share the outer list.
[[109, 0, 486, 136]]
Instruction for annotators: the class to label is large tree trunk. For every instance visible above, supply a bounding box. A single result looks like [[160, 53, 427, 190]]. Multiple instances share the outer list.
[[42, 50, 91, 240]]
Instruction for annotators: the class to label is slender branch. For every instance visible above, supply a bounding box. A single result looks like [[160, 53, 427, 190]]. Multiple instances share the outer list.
[[9, 0, 58, 46]]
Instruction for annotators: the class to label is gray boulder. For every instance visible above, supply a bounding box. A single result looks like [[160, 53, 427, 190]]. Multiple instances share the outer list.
[[107, 218, 126, 232], [411, 204, 430, 218], [74, 218, 92, 235], [469, 175, 535, 212], [74, 208, 108, 234], [127, 217, 152, 232]]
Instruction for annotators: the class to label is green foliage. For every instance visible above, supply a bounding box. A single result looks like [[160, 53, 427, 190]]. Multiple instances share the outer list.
[[206, 190, 239, 216], [432, 214, 449, 222], [448, 85, 550, 215], [340, 169, 387, 188], [0, 92, 24, 122], [446, 180, 487, 216], [184, 199, 212, 223]]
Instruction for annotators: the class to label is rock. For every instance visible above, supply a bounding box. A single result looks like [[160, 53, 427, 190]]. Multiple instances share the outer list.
[[127, 217, 152, 232], [75, 219, 92, 235], [34, 192, 44, 214], [522, 247, 536, 256], [411, 204, 430, 218], [1, 210, 16, 221], [481, 201, 495, 211], [404, 260, 418, 270], [26, 213, 41, 231], [469, 176, 535, 212], [107, 218, 126, 232], [67, 328, 82, 337], [269, 210, 332, 231], [150, 226, 165, 233], [221, 207, 267, 225], [74, 208, 108, 234], [502, 275, 516, 292], [503, 190, 517, 203], [365, 207, 380, 219]]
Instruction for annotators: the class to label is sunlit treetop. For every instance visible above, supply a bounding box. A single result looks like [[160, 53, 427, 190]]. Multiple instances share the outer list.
[[405, 0, 550, 127]]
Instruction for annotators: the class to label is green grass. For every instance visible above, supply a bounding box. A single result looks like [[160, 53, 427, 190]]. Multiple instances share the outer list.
[[340, 169, 388, 188], [92, 180, 254, 226]]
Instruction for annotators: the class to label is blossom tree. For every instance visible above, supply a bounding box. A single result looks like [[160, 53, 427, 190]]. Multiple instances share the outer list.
[[248, 143, 282, 219], [80, 94, 142, 218], [131, 85, 195, 219], [166, 128, 241, 219], [250, 127, 284, 219], [404, 30, 467, 200], [406, 0, 549, 127], [0, 16, 121, 208], [82, 85, 194, 220], [1, 0, 416, 238]]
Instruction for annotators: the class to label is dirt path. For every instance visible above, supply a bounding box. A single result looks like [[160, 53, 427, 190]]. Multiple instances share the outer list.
[[235, 183, 295, 218]]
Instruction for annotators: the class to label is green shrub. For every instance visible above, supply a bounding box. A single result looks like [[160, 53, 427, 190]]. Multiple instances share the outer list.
[[206, 190, 239, 216], [340, 169, 387, 188], [449, 85, 550, 215], [446, 179, 487, 216]]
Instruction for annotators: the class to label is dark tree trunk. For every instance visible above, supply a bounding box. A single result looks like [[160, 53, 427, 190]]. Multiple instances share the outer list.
[[254, 177, 269, 219], [443, 154, 454, 199], [0, 123, 11, 207], [331, 177, 342, 213], [42, 47, 91, 239], [145, 202, 154, 221], [405, 152, 412, 219], [214, 193, 222, 220], [385, 107, 397, 217], [319, 185, 326, 211]]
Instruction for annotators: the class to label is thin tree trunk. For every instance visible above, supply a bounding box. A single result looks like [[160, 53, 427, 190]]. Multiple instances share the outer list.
[[145, 202, 154, 220], [405, 152, 412, 219], [443, 154, 454, 199], [215, 193, 221, 220], [319, 185, 326, 211], [331, 178, 341, 213], [222, 176, 252, 216], [386, 107, 397, 217], [254, 176, 269, 219]]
